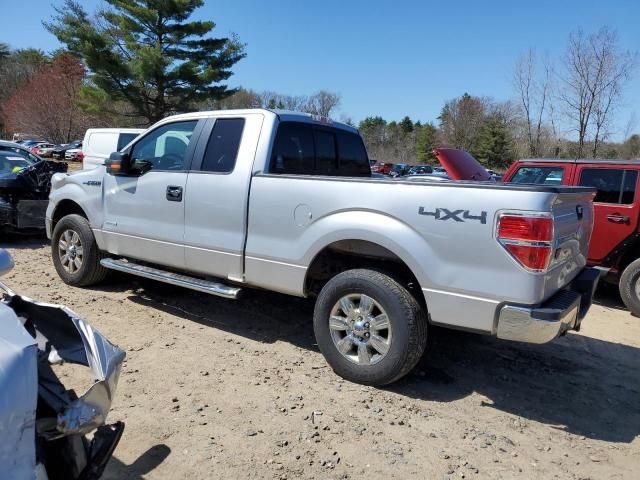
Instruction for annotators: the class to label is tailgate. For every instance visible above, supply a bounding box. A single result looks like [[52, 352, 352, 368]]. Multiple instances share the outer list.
[[542, 189, 595, 300]]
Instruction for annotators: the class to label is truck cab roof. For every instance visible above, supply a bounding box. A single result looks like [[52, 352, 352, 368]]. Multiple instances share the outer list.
[[160, 109, 359, 134]]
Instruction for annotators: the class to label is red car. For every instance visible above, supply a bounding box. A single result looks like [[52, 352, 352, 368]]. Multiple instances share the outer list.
[[503, 158, 640, 315], [371, 161, 393, 175]]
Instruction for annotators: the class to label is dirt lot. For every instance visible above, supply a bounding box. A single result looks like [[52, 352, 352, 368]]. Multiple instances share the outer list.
[[2, 238, 639, 479]]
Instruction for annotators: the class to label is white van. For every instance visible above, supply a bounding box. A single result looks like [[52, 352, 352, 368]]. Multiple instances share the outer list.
[[81, 128, 145, 170]]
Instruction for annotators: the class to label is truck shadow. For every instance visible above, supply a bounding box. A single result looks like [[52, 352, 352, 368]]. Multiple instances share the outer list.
[[0, 234, 48, 249], [120, 278, 640, 444], [103, 444, 171, 479]]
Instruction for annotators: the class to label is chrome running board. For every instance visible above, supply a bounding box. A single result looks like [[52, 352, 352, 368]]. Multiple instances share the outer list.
[[100, 258, 241, 299]]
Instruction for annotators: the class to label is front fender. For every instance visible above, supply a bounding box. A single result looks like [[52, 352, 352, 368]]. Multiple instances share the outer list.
[[47, 170, 106, 236]]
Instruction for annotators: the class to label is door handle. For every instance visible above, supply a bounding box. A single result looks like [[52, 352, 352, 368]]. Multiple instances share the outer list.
[[166, 185, 183, 202], [607, 214, 630, 224]]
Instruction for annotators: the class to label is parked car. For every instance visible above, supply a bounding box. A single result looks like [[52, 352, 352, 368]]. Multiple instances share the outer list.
[[503, 157, 640, 316], [408, 165, 433, 175], [31, 142, 57, 157], [389, 163, 410, 178], [20, 140, 43, 148], [47, 109, 599, 386], [52, 140, 82, 159], [65, 147, 84, 162], [371, 161, 393, 175], [81, 128, 145, 170], [0, 151, 68, 233], [0, 249, 124, 479], [0, 140, 44, 163]]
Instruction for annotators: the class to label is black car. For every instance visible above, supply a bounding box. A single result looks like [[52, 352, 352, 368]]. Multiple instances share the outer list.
[[52, 140, 82, 159], [0, 151, 68, 232], [408, 165, 434, 175], [389, 163, 411, 178]]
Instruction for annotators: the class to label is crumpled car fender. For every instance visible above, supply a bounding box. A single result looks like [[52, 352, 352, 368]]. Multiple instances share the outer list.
[[0, 282, 125, 437]]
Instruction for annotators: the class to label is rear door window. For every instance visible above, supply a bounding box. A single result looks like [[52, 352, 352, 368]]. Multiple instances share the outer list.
[[510, 166, 564, 185], [270, 122, 370, 176], [579, 168, 638, 204], [201, 118, 245, 173]]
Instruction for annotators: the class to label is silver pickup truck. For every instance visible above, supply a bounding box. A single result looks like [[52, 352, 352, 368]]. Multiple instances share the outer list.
[[46, 109, 600, 386]]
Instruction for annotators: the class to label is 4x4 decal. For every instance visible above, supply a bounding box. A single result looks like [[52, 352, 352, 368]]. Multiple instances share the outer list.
[[419, 207, 487, 224]]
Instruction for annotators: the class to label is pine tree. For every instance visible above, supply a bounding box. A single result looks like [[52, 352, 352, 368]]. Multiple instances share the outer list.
[[475, 113, 513, 170], [415, 123, 437, 163], [45, 0, 246, 125], [399, 116, 414, 135]]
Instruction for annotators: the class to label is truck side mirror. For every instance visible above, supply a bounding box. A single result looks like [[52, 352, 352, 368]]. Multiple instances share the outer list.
[[0, 249, 14, 277], [105, 152, 131, 175]]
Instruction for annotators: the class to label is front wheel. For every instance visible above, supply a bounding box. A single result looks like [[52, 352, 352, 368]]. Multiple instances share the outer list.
[[313, 269, 427, 386], [51, 214, 108, 287], [619, 258, 640, 316]]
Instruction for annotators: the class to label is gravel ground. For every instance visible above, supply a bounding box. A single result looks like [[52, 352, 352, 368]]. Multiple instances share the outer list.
[[2, 238, 639, 479]]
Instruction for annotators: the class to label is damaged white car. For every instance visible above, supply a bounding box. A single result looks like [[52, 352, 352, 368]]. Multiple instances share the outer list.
[[0, 249, 125, 479]]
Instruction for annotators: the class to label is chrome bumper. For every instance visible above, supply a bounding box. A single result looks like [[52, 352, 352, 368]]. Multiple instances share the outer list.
[[496, 268, 600, 344]]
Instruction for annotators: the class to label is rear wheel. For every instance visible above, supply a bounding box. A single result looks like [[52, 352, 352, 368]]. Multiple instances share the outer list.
[[313, 269, 427, 386], [52, 214, 108, 287], [619, 258, 640, 316]]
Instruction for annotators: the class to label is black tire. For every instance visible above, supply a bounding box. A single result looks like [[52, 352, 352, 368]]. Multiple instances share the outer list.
[[313, 269, 427, 386], [51, 214, 108, 287], [619, 258, 640, 316]]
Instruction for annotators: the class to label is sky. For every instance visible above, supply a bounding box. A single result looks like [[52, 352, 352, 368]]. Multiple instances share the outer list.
[[2, 0, 639, 139]]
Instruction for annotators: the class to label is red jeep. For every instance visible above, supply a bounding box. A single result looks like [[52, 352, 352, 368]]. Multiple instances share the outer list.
[[503, 159, 640, 315]]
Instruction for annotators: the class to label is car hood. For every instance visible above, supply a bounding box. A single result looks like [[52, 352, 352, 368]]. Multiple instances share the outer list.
[[433, 148, 492, 181], [0, 161, 68, 192]]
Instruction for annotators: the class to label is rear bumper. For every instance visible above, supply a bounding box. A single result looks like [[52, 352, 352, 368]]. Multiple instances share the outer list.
[[496, 267, 600, 344]]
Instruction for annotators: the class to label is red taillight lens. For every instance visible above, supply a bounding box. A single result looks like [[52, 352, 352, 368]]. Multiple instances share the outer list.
[[498, 215, 553, 242], [77, 151, 84, 161], [503, 244, 552, 271], [497, 214, 554, 272]]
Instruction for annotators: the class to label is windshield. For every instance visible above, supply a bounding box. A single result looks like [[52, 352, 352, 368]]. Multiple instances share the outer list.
[[0, 154, 32, 174]]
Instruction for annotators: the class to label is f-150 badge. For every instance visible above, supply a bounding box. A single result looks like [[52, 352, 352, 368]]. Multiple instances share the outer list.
[[419, 207, 487, 224]]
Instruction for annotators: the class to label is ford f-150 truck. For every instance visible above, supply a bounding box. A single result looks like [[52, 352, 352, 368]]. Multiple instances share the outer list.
[[46, 109, 599, 386]]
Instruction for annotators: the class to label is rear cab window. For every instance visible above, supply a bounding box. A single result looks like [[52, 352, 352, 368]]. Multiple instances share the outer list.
[[578, 168, 638, 204], [510, 166, 565, 185], [270, 122, 370, 177]]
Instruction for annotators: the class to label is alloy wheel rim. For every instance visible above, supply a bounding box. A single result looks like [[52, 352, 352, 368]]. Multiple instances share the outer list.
[[329, 293, 392, 365], [58, 229, 83, 274]]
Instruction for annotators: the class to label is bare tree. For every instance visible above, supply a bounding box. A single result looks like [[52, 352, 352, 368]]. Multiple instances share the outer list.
[[305, 90, 341, 117], [437, 93, 487, 150], [558, 27, 636, 157], [513, 49, 552, 157]]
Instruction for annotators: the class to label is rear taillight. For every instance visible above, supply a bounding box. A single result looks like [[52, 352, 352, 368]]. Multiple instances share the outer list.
[[77, 151, 84, 161], [497, 214, 554, 272]]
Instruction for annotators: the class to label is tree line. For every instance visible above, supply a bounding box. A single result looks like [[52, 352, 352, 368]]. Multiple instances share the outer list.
[[0, 1, 638, 169]]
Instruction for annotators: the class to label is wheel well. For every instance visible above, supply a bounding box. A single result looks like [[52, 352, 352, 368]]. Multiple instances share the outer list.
[[51, 200, 87, 231], [304, 240, 424, 304], [613, 236, 640, 275]]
